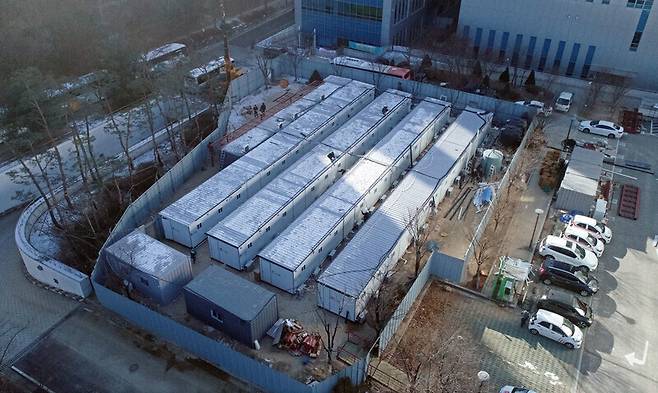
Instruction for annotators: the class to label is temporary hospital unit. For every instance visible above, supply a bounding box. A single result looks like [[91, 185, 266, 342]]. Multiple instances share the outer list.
[[159, 78, 375, 247], [104, 230, 193, 305], [207, 90, 413, 270], [555, 147, 604, 213], [317, 108, 493, 321], [183, 265, 278, 346], [221, 80, 346, 163], [257, 98, 452, 294]]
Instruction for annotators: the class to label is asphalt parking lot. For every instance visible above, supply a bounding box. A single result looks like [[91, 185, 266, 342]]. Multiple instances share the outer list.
[[541, 113, 658, 393]]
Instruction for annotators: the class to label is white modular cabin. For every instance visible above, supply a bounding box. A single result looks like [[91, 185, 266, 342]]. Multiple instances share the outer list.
[[257, 98, 451, 293], [159, 79, 375, 248], [317, 108, 493, 321], [207, 90, 413, 270], [222, 80, 347, 162], [104, 231, 193, 305]]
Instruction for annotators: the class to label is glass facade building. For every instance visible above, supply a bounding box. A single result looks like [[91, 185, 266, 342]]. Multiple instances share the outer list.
[[296, 0, 427, 47]]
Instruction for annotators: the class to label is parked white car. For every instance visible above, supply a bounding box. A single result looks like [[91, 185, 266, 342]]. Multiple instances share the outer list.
[[515, 100, 552, 116], [538, 235, 598, 271], [528, 309, 583, 349], [578, 120, 624, 139], [562, 226, 604, 257], [570, 214, 612, 243], [555, 91, 573, 112]]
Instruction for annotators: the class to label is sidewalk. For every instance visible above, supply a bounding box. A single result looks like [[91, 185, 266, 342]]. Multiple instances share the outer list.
[[500, 162, 554, 262]]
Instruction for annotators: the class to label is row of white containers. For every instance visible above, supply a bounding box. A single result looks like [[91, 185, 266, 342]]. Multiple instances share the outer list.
[[317, 108, 494, 321], [206, 90, 413, 271], [159, 76, 375, 247], [256, 97, 452, 295]]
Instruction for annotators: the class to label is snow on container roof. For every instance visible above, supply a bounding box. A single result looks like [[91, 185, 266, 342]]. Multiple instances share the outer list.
[[105, 231, 189, 278], [160, 79, 374, 226], [318, 109, 491, 297], [257, 98, 449, 272], [185, 265, 276, 322], [207, 145, 335, 246], [160, 159, 262, 225], [260, 195, 351, 270], [143, 43, 186, 62], [222, 126, 274, 157], [323, 89, 412, 152], [208, 91, 406, 249]]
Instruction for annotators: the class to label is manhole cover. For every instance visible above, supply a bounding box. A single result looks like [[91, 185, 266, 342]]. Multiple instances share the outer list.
[[129, 363, 139, 373]]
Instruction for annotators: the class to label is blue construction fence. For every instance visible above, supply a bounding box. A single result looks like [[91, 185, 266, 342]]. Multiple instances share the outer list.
[[91, 69, 368, 393]]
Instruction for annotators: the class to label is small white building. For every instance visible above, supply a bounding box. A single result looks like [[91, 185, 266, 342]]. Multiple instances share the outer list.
[[257, 98, 452, 294], [317, 108, 493, 321], [207, 90, 413, 270], [104, 231, 193, 305], [159, 77, 375, 247]]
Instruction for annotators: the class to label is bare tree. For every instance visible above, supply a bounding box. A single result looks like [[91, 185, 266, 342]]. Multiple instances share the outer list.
[[608, 76, 632, 114], [490, 193, 510, 233], [406, 207, 431, 278], [315, 292, 348, 373], [370, 60, 389, 94], [583, 76, 604, 116], [286, 48, 308, 82], [466, 228, 494, 290], [255, 54, 272, 89], [366, 263, 401, 336]]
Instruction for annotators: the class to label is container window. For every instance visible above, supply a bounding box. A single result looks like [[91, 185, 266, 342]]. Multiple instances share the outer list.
[[210, 309, 223, 323], [53, 278, 59, 284], [37, 265, 44, 271], [218, 208, 223, 214], [237, 194, 241, 199], [248, 242, 253, 248], [197, 223, 202, 229], [266, 226, 271, 232], [283, 211, 287, 217]]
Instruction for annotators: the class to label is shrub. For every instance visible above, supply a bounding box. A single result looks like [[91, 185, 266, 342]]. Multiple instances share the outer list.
[[499, 67, 510, 83]]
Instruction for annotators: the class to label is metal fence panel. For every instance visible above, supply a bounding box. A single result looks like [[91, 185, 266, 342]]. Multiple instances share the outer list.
[[429, 252, 465, 283], [378, 259, 432, 354], [93, 282, 309, 393]]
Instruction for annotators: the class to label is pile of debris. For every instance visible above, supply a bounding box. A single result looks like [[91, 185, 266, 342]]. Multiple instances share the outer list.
[[539, 150, 562, 191], [267, 319, 322, 358]]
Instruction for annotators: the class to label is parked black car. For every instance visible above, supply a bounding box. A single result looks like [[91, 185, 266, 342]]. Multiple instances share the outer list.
[[538, 259, 599, 296], [537, 289, 593, 328]]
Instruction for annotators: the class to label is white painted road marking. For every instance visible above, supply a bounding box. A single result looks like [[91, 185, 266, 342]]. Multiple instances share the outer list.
[[625, 341, 649, 367]]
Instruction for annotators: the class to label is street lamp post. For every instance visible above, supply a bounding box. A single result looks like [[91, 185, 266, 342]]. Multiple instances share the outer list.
[[477, 370, 490, 393], [529, 208, 545, 251]]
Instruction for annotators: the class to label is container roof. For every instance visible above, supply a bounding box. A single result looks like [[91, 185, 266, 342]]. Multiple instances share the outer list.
[[185, 265, 275, 321], [257, 98, 451, 273], [105, 231, 189, 278], [567, 147, 603, 181], [207, 91, 409, 248], [318, 108, 492, 298], [160, 79, 374, 226]]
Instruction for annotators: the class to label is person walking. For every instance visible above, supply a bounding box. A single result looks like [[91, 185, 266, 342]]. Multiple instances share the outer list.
[[260, 102, 266, 119]]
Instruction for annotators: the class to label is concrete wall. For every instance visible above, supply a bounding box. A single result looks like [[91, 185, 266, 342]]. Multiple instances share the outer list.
[[15, 198, 92, 298], [459, 0, 658, 89]]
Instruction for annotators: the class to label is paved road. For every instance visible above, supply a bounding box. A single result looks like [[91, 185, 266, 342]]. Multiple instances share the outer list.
[[542, 112, 658, 393], [0, 211, 78, 367], [575, 133, 658, 393]]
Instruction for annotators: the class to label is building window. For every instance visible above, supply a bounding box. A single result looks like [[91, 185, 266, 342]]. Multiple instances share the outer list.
[[627, 0, 651, 8], [565, 43, 581, 76], [602, 0, 610, 3], [487, 30, 496, 53], [473, 28, 483, 55], [140, 277, 149, 287], [630, 9, 650, 50], [511, 34, 523, 66], [197, 223, 202, 229], [335, 1, 383, 21], [210, 309, 223, 323], [499, 32, 510, 61], [581, 45, 596, 78], [524, 36, 537, 68], [537, 38, 552, 72], [553, 40, 566, 71]]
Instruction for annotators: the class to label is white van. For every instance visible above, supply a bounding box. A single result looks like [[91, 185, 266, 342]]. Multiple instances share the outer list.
[[555, 92, 573, 112]]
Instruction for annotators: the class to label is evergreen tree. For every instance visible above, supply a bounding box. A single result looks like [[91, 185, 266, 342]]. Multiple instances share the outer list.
[[525, 70, 536, 86], [499, 67, 510, 83]]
